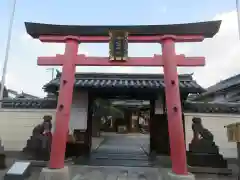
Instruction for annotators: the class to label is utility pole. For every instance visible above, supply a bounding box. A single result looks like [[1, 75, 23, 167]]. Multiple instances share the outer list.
[[236, 0, 240, 39], [234, 3, 240, 180], [0, 0, 17, 108]]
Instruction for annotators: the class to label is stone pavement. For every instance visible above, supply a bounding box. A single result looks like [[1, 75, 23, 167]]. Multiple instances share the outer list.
[[75, 133, 152, 167], [0, 164, 237, 180], [26, 166, 162, 180], [0, 133, 238, 179], [70, 166, 162, 180], [23, 166, 238, 180]]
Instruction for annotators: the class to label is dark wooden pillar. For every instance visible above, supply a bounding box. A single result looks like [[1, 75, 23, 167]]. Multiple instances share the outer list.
[[149, 99, 155, 153], [85, 93, 94, 156]]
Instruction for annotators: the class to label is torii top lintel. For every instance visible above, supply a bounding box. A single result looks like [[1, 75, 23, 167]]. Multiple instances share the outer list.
[[28, 20, 221, 67], [25, 20, 221, 43]]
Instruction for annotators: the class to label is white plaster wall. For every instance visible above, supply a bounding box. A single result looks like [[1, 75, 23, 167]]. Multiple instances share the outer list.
[[69, 91, 88, 132], [0, 91, 89, 151], [184, 113, 240, 158], [0, 109, 56, 151], [155, 96, 164, 114], [0, 97, 238, 160]]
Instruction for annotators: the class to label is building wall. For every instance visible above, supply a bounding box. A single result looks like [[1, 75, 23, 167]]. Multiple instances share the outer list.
[[184, 113, 240, 158], [223, 88, 240, 102], [212, 93, 225, 102], [155, 96, 164, 114], [0, 94, 239, 159], [69, 91, 88, 132]]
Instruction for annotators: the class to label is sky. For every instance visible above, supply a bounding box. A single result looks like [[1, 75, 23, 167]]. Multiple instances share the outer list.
[[0, 0, 239, 97]]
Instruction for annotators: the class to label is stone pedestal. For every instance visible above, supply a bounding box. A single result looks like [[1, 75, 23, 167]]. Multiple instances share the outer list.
[[39, 166, 70, 180], [0, 140, 4, 152], [188, 134, 227, 168], [166, 171, 195, 180], [187, 152, 227, 168], [0, 154, 6, 169]]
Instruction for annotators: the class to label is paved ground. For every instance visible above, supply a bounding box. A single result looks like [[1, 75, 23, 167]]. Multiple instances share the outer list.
[[26, 166, 162, 180], [0, 133, 238, 179], [91, 137, 105, 151], [75, 133, 152, 167]]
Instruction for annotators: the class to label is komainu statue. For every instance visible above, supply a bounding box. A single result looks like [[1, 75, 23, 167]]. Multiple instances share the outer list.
[[189, 117, 217, 153], [23, 115, 53, 161], [23, 115, 88, 161], [187, 117, 227, 168]]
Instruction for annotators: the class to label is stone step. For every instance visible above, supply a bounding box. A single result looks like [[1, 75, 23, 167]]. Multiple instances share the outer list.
[[91, 154, 148, 160], [74, 158, 154, 167], [93, 156, 149, 161]]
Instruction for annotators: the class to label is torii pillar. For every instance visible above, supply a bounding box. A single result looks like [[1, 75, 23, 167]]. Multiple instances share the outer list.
[[49, 37, 79, 168], [162, 36, 189, 175]]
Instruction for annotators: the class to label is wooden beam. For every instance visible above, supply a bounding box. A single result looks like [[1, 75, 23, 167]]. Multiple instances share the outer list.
[[154, 55, 205, 66], [74, 56, 164, 66], [177, 57, 205, 66], [37, 56, 64, 66], [37, 54, 205, 67], [39, 35, 204, 43]]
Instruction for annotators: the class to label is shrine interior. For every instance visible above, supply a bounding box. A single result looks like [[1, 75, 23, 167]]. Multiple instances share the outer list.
[[91, 98, 151, 134]]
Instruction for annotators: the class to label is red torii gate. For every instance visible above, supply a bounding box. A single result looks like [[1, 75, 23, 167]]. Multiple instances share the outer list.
[[25, 21, 221, 176]]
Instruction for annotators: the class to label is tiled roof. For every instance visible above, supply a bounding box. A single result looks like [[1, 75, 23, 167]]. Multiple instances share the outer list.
[[1, 98, 57, 109], [184, 101, 240, 114], [43, 73, 204, 93], [193, 74, 240, 100], [2, 98, 240, 114]]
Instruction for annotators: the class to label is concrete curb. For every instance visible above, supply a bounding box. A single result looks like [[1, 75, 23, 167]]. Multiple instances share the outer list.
[[39, 166, 70, 180], [91, 137, 106, 152], [166, 171, 195, 180], [160, 169, 195, 180]]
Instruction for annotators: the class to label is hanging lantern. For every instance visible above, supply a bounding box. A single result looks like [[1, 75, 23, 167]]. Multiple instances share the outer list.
[[109, 30, 128, 61]]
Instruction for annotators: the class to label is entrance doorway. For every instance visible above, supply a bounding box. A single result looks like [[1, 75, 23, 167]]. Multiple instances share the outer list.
[[93, 99, 150, 134], [76, 94, 156, 167]]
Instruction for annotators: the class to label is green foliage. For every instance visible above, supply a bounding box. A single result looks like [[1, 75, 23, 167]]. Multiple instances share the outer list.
[[93, 98, 124, 118]]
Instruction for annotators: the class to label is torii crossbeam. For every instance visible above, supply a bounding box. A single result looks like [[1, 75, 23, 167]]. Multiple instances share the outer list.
[[38, 54, 205, 67], [25, 21, 221, 176]]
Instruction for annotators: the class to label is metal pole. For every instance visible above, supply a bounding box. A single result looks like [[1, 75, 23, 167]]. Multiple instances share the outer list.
[[0, 0, 17, 108], [235, 2, 240, 175], [237, 142, 240, 180], [236, 0, 240, 40]]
